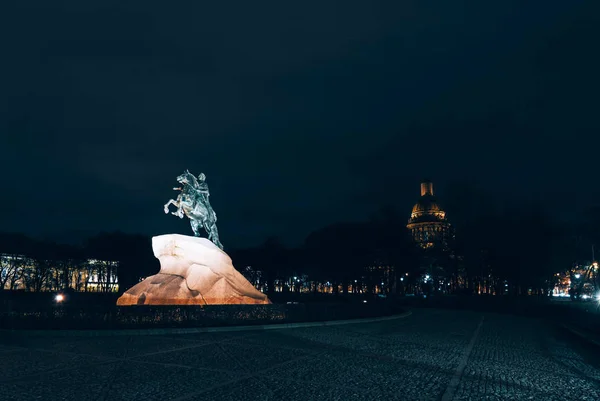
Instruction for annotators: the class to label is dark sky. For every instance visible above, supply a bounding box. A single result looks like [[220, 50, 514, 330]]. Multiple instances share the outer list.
[[1, 1, 599, 248]]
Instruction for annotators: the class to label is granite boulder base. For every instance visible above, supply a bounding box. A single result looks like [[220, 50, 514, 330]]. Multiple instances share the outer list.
[[117, 234, 271, 305]]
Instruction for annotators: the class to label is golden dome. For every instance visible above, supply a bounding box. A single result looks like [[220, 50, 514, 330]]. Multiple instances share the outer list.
[[412, 196, 441, 215], [407, 180, 452, 249], [409, 195, 446, 221], [408, 180, 447, 224]]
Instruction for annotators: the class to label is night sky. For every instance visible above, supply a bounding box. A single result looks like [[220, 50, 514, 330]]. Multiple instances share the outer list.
[[1, 1, 599, 248]]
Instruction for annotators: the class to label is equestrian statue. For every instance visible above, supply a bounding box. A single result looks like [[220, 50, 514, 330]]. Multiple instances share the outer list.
[[164, 170, 223, 249]]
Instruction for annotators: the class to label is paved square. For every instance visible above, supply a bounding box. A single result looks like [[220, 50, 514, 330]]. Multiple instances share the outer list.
[[2, 309, 600, 400]]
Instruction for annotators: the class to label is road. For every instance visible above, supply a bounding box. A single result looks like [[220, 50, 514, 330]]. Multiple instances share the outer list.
[[1, 308, 600, 400]]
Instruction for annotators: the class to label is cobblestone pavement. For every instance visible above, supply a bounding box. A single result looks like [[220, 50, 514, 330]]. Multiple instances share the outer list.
[[1, 309, 600, 401]]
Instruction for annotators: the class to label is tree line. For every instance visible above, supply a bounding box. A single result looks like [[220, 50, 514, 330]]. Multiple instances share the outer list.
[[0, 232, 157, 293], [444, 183, 600, 295]]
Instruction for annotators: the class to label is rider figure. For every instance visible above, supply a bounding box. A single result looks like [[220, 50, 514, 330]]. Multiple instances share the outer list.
[[196, 172, 209, 197]]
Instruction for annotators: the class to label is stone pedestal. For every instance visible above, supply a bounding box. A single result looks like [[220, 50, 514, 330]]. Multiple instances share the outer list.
[[117, 234, 270, 306]]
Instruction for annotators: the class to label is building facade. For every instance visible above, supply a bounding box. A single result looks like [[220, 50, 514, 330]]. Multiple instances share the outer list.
[[407, 180, 452, 249], [0, 253, 119, 293]]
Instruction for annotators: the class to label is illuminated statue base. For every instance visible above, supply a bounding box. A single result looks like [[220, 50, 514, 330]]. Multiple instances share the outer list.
[[117, 234, 270, 306]]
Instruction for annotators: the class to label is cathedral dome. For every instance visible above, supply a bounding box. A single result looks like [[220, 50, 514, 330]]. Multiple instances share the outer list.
[[407, 179, 452, 249], [411, 195, 442, 216], [408, 181, 447, 223]]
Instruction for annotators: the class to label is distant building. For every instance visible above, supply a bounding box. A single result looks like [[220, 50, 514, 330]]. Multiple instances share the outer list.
[[0, 253, 119, 293], [552, 262, 599, 299], [407, 180, 452, 249]]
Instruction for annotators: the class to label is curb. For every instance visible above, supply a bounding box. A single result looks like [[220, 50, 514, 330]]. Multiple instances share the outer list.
[[560, 323, 600, 348], [1, 310, 412, 337]]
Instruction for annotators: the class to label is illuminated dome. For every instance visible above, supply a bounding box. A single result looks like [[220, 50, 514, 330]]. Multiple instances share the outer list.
[[407, 180, 451, 249], [408, 180, 446, 223], [411, 195, 444, 217]]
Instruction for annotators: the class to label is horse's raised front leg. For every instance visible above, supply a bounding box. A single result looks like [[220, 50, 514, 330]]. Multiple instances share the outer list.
[[164, 199, 178, 214]]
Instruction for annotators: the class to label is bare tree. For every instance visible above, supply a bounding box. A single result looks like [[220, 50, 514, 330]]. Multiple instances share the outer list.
[[24, 241, 56, 292], [0, 233, 37, 290], [0, 254, 24, 290], [30, 258, 52, 292]]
